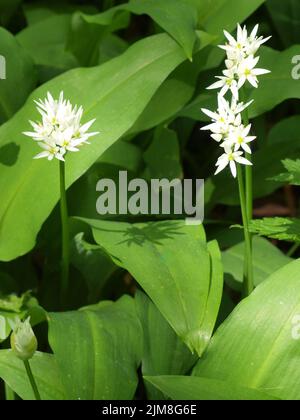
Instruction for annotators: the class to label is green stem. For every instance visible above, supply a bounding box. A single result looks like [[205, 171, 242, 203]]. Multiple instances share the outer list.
[[240, 87, 252, 221], [24, 360, 41, 401], [287, 242, 300, 258], [237, 165, 254, 296], [59, 160, 70, 304]]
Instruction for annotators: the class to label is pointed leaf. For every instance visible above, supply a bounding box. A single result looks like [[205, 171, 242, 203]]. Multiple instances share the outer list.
[[48, 296, 142, 400], [0, 350, 66, 400], [80, 219, 223, 356], [193, 259, 300, 400], [145, 375, 279, 400]]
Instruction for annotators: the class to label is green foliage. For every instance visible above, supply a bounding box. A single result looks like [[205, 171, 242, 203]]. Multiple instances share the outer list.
[[0, 0, 299, 402], [80, 219, 223, 356], [193, 259, 300, 400], [136, 291, 197, 399], [145, 375, 279, 400], [48, 296, 142, 400], [0, 28, 37, 122], [223, 236, 292, 290], [0, 350, 66, 400], [0, 33, 190, 262], [249, 218, 300, 242], [271, 159, 300, 185]]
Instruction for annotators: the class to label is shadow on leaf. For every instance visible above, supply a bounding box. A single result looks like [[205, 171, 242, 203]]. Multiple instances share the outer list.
[[0, 143, 20, 166]]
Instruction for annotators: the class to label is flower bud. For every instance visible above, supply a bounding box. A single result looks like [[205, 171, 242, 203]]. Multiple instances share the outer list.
[[10, 317, 37, 361]]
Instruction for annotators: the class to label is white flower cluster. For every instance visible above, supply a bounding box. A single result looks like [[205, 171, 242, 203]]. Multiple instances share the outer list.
[[201, 24, 271, 178], [24, 92, 99, 161]]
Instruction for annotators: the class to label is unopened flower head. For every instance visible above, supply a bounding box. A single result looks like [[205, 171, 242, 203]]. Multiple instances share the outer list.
[[23, 92, 99, 161], [10, 317, 37, 361], [201, 24, 270, 178]]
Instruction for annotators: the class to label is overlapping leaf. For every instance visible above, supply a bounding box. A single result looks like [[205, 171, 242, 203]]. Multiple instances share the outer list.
[[48, 296, 142, 400], [193, 259, 300, 400], [0, 33, 191, 262], [136, 291, 196, 399], [223, 236, 291, 290], [80, 219, 223, 356], [145, 375, 278, 400], [0, 350, 66, 400]]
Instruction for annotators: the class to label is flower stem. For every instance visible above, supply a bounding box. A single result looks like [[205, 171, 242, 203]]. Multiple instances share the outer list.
[[287, 242, 300, 258], [237, 164, 254, 296], [24, 360, 41, 400], [240, 87, 252, 221], [59, 160, 70, 304]]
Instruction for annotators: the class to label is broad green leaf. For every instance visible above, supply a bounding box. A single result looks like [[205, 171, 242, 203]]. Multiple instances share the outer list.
[[145, 375, 279, 400], [0, 350, 66, 400], [127, 0, 198, 60], [0, 33, 188, 262], [185, 0, 266, 70], [266, 0, 300, 47], [98, 33, 129, 65], [249, 218, 300, 243], [223, 236, 292, 291], [80, 219, 223, 356], [17, 14, 79, 82], [70, 232, 117, 302], [68, 139, 143, 220], [192, 0, 266, 34], [201, 240, 224, 338], [23, 3, 97, 26], [48, 296, 142, 400], [271, 159, 300, 185], [249, 45, 300, 118], [98, 140, 142, 173], [71, 0, 198, 61], [130, 31, 215, 134], [142, 127, 182, 180], [193, 259, 300, 400], [0, 28, 37, 123], [136, 291, 197, 400], [67, 8, 130, 66]]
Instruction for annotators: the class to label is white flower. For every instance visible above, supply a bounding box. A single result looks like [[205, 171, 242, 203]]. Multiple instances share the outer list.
[[207, 68, 239, 99], [224, 124, 256, 154], [220, 24, 271, 61], [201, 95, 252, 142], [237, 55, 270, 88], [210, 24, 270, 96], [219, 26, 247, 62], [215, 148, 252, 178], [201, 24, 269, 178], [34, 142, 65, 161], [244, 24, 271, 56], [23, 92, 99, 161]]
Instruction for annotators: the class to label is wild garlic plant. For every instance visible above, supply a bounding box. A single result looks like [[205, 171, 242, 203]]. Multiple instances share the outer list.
[[201, 24, 271, 296], [24, 92, 99, 302], [11, 318, 40, 400]]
